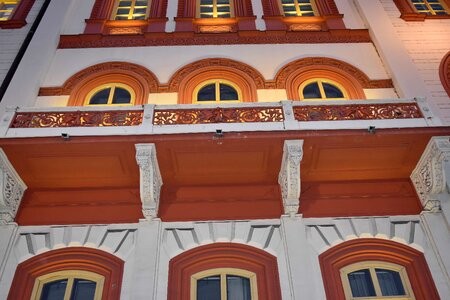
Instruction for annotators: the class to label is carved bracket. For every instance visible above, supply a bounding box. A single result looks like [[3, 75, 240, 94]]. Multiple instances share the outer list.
[[0, 149, 27, 225], [278, 140, 304, 216], [411, 136, 450, 212], [135, 144, 163, 220]]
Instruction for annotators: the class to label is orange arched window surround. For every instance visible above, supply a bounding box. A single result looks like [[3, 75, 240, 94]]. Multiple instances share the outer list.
[[319, 238, 440, 300], [168, 243, 282, 300], [439, 51, 450, 97], [7, 247, 124, 300]]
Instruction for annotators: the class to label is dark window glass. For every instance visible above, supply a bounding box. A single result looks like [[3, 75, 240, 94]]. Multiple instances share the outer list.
[[197, 84, 216, 101], [348, 269, 376, 297], [40, 280, 68, 300], [226, 276, 251, 300], [299, 5, 313, 11], [217, 6, 231, 12], [112, 87, 132, 104], [70, 279, 97, 300], [220, 84, 238, 100], [197, 276, 221, 300], [302, 82, 321, 99], [375, 269, 406, 296], [119, 1, 132, 6], [89, 88, 111, 105], [218, 13, 231, 17], [323, 82, 344, 98]]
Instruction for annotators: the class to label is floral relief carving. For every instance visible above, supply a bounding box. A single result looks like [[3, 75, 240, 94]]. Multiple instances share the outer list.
[[135, 144, 163, 220], [0, 149, 27, 224], [411, 136, 450, 212], [278, 140, 304, 216]]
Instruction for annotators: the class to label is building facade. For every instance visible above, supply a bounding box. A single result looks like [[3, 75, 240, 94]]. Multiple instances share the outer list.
[[0, 0, 449, 299]]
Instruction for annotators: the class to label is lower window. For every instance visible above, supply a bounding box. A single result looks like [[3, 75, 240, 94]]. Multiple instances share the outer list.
[[191, 268, 257, 300], [340, 262, 414, 300], [30, 270, 104, 300]]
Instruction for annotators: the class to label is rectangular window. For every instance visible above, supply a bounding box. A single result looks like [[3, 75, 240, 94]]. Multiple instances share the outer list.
[[0, 0, 20, 20], [112, 0, 149, 20], [197, 0, 233, 18], [280, 0, 317, 17], [410, 0, 448, 15]]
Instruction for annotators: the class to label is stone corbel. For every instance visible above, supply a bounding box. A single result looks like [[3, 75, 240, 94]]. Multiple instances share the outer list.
[[411, 136, 450, 212], [278, 140, 304, 216], [135, 144, 163, 220], [0, 149, 27, 225]]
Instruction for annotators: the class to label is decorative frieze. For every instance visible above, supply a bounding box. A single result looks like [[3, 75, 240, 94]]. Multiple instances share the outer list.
[[135, 144, 163, 220], [411, 136, 450, 212], [278, 140, 304, 216], [0, 149, 27, 225]]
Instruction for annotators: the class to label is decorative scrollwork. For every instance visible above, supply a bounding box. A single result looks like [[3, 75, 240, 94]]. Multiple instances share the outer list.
[[293, 103, 423, 121], [153, 107, 284, 125], [10, 111, 143, 128]]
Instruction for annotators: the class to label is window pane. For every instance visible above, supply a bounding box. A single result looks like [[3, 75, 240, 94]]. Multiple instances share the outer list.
[[40, 279, 68, 300], [219, 84, 238, 100], [89, 88, 111, 105], [70, 279, 97, 300], [197, 276, 221, 300], [348, 269, 376, 297], [226, 275, 251, 300], [323, 82, 344, 98], [302, 82, 321, 99], [375, 269, 406, 296], [112, 87, 132, 104], [197, 84, 216, 101]]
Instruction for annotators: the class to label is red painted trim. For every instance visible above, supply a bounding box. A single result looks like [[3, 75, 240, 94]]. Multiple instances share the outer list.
[[393, 0, 450, 21], [0, 0, 37, 29], [7, 247, 124, 300], [319, 239, 440, 300], [439, 51, 450, 97], [168, 243, 282, 300]]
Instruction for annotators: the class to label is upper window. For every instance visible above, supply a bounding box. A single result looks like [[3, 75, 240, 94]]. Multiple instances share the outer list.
[[191, 268, 257, 300], [193, 79, 241, 103], [341, 262, 414, 300], [0, 0, 20, 20], [197, 0, 233, 18], [112, 0, 149, 20], [409, 0, 449, 15], [30, 270, 104, 300], [299, 79, 348, 100], [85, 83, 135, 105], [280, 0, 317, 17]]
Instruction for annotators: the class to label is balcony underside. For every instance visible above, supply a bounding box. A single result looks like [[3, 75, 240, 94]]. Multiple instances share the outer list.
[[1, 127, 449, 225]]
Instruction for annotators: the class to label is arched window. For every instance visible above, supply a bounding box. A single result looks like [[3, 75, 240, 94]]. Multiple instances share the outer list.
[[280, 0, 317, 17], [193, 79, 241, 103], [85, 83, 135, 105], [191, 268, 257, 300], [112, 0, 150, 20], [31, 270, 104, 300], [340, 262, 414, 299], [299, 79, 348, 100], [197, 0, 233, 18]]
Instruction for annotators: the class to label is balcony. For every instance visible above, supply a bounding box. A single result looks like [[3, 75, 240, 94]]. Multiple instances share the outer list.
[[0, 98, 433, 138]]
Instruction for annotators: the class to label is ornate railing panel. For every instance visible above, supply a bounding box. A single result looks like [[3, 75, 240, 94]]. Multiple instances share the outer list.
[[293, 103, 423, 121], [153, 107, 285, 125], [10, 110, 143, 128]]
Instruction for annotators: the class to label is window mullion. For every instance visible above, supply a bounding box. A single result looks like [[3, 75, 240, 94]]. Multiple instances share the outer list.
[[63, 277, 74, 300], [294, 0, 301, 16], [215, 82, 221, 102], [108, 86, 116, 104], [370, 268, 383, 297], [318, 81, 326, 99], [221, 274, 227, 300], [129, 0, 136, 19], [213, 0, 218, 18]]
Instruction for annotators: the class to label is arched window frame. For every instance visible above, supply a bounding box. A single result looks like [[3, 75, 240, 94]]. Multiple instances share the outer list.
[[85, 82, 136, 106], [340, 261, 414, 300], [30, 270, 105, 300], [298, 78, 348, 101], [193, 79, 242, 103], [190, 268, 258, 300]]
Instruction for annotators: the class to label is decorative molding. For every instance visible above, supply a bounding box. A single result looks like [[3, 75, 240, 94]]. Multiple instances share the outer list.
[[135, 144, 163, 220], [278, 140, 304, 216], [153, 106, 284, 125], [0, 149, 27, 225], [58, 29, 371, 48], [439, 51, 450, 97], [411, 136, 450, 212], [293, 103, 423, 121]]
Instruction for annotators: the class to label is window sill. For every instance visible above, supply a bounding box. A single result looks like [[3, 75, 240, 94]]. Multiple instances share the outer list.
[[84, 18, 168, 34], [263, 14, 345, 31], [0, 19, 27, 29], [400, 13, 450, 21]]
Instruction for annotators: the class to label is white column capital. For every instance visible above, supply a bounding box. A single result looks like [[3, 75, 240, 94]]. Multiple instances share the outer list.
[[278, 140, 304, 217], [0, 149, 27, 225], [135, 144, 163, 220], [411, 136, 450, 212]]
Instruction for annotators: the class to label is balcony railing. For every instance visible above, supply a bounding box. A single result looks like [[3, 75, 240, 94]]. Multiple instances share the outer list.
[[0, 98, 435, 138]]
